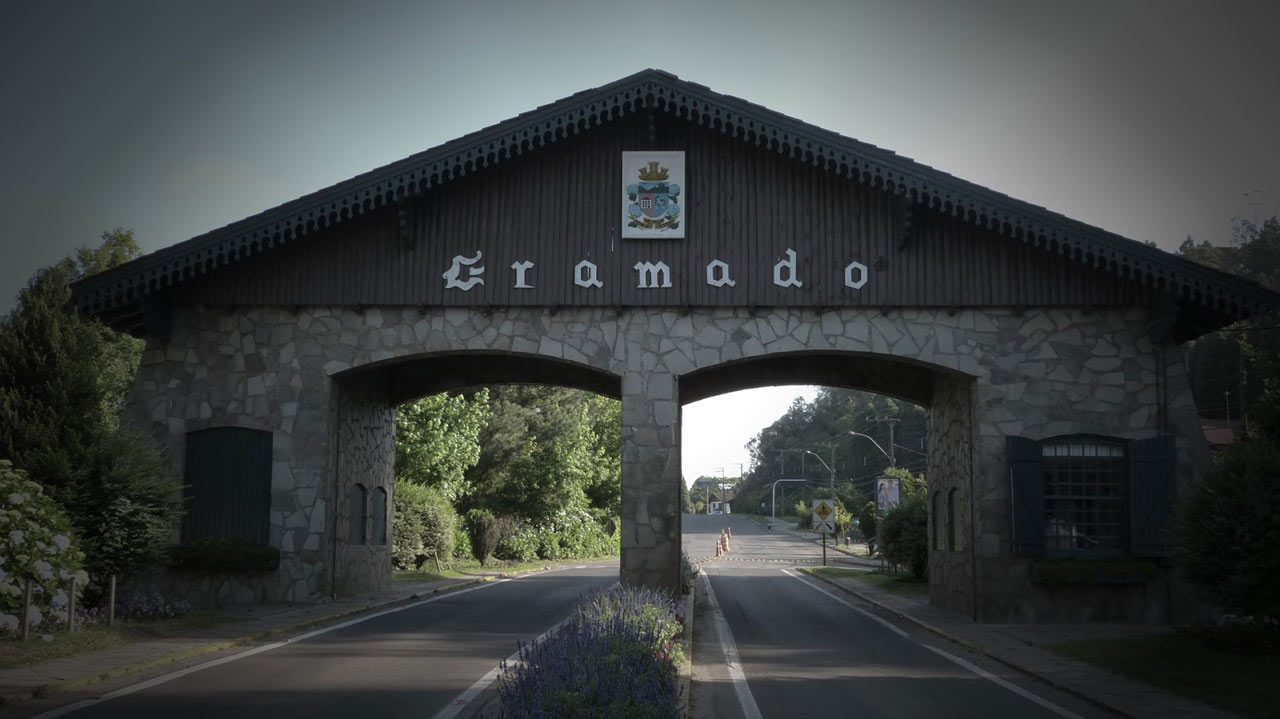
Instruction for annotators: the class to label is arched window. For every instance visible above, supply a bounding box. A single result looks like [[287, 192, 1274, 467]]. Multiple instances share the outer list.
[[947, 488, 958, 551], [932, 491, 944, 551], [349, 484, 367, 546], [371, 486, 388, 546]]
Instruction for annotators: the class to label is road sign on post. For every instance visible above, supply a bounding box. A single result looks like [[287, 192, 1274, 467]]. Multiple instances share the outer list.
[[812, 499, 836, 566], [812, 499, 836, 534]]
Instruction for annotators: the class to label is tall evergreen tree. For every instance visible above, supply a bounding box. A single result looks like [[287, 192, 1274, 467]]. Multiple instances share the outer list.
[[0, 230, 182, 596]]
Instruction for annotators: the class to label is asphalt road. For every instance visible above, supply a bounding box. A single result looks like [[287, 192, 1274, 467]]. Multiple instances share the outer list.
[[684, 512, 1113, 719], [35, 563, 617, 719]]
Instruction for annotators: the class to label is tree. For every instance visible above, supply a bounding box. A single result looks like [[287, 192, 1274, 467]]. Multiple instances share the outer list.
[[1179, 218, 1280, 422], [395, 390, 490, 502], [878, 467, 928, 580], [0, 230, 181, 598], [1174, 344, 1280, 619]]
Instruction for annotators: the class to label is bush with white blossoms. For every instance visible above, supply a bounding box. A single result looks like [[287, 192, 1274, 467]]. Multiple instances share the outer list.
[[0, 459, 86, 636]]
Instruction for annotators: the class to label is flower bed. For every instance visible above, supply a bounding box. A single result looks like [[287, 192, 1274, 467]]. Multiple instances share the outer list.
[[496, 585, 683, 719]]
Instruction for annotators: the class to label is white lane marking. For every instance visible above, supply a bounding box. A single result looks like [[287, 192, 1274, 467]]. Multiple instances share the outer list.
[[924, 646, 1084, 719], [432, 580, 619, 719], [780, 568, 908, 638], [700, 570, 763, 719], [782, 568, 1082, 719], [34, 578, 520, 719]]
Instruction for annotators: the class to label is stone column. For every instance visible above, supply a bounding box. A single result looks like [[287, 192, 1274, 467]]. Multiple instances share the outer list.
[[619, 369, 682, 593]]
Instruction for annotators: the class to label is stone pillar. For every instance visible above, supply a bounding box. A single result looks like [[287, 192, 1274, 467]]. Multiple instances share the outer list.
[[619, 369, 682, 593]]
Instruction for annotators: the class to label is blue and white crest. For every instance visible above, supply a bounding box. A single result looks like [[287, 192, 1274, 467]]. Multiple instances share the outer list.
[[622, 152, 685, 238]]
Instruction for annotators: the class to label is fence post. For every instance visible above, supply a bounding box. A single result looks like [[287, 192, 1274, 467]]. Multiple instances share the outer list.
[[21, 579, 31, 641], [67, 576, 77, 633], [108, 575, 116, 628]]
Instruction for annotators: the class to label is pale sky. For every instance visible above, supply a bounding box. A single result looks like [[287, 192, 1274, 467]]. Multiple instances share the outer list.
[[2, 0, 1278, 482]]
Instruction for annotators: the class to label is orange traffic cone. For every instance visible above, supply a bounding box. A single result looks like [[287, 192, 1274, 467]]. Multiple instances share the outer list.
[[723, 531, 731, 554], [714, 542, 722, 558]]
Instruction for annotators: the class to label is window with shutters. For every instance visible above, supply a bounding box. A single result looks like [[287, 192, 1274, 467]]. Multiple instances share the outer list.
[[1008, 434, 1176, 558], [371, 486, 388, 545], [182, 427, 272, 545], [349, 484, 367, 546], [1043, 439, 1126, 554]]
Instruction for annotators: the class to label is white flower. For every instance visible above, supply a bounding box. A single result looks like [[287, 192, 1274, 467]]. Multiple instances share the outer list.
[[74, 570, 88, 585], [6, 493, 22, 506], [8, 529, 24, 545], [52, 589, 67, 609], [0, 614, 17, 633], [25, 605, 42, 626], [41, 634, 53, 642], [52, 534, 70, 551], [34, 560, 53, 580]]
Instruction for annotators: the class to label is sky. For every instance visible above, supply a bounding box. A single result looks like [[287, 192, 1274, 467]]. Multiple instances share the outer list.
[[2, 0, 1278, 482]]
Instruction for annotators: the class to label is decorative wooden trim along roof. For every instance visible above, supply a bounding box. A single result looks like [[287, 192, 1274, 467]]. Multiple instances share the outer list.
[[72, 69, 1279, 339]]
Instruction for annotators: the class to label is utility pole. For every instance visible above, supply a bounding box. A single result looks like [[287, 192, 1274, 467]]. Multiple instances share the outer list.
[[871, 417, 899, 466]]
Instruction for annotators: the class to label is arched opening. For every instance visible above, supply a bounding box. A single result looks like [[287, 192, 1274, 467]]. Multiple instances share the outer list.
[[329, 352, 623, 596], [679, 351, 976, 616]]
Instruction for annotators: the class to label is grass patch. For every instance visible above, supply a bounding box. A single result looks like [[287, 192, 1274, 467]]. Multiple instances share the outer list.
[[1048, 632, 1280, 719], [807, 567, 930, 598], [0, 610, 237, 670], [392, 556, 612, 583]]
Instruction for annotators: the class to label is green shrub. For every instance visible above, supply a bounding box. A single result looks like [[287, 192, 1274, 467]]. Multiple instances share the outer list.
[[793, 500, 811, 528], [1174, 436, 1280, 620], [858, 500, 878, 544], [166, 539, 280, 572], [495, 525, 540, 562], [880, 493, 928, 580], [466, 509, 506, 565], [494, 512, 620, 562], [391, 480, 456, 571], [0, 460, 87, 634]]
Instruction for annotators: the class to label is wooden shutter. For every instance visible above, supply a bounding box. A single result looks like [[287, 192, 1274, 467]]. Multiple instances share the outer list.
[[1128, 435, 1176, 557], [1008, 435, 1045, 556], [182, 427, 272, 544]]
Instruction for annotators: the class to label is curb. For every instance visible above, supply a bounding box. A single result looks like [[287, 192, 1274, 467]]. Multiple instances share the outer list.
[[676, 589, 695, 719], [796, 567, 1141, 719], [0, 567, 557, 708]]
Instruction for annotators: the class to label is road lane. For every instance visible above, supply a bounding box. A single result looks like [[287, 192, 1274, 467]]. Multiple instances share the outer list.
[[685, 514, 1109, 718], [44, 564, 617, 719]]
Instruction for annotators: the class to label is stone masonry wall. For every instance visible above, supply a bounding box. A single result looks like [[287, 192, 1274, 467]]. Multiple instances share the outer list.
[[126, 303, 1201, 618], [332, 382, 395, 598], [927, 374, 975, 619]]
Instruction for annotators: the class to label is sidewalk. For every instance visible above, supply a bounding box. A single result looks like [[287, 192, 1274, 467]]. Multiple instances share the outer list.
[[0, 569, 520, 712]]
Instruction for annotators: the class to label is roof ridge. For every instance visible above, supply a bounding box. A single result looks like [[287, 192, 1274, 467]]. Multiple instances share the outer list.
[[72, 69, 1280, 330]]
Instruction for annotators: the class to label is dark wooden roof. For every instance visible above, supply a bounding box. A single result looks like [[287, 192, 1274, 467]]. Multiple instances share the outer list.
[[72, 69, 1280, 340]]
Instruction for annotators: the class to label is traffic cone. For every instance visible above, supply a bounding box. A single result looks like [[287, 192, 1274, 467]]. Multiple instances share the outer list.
[[723, 531, 731, 554], [726, 526, 732, 539]]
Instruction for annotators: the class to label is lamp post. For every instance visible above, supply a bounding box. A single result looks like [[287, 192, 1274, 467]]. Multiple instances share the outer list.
[[802, 450, 838, 566], [848, 431, 894, 466], [770, 478, 808, 524]]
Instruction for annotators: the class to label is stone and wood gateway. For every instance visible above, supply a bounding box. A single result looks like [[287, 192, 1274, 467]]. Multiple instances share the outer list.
[[72, 70, 1279, 622]]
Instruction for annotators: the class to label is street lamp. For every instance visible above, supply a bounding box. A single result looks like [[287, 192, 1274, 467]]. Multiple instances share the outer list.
[[802, 450, 836, 496], [770, 478, 809, 523], [848, 431, 894, 466]]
